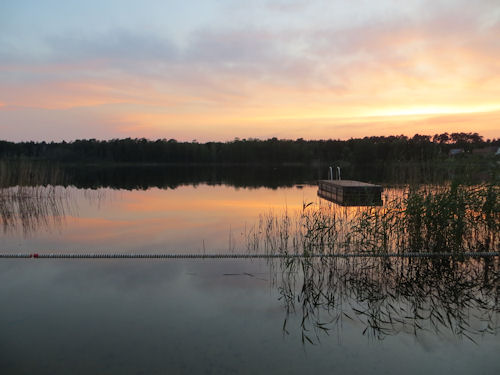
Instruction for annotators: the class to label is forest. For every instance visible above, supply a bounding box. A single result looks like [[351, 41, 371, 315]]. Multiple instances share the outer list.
[[0, 132, 498, 164]]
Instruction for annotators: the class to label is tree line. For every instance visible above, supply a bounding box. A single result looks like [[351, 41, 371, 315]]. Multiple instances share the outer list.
[[0, 133, 498, 164]]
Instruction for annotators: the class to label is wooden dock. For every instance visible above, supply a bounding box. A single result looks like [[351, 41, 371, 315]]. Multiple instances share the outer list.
[[317, 180, 383, 206]]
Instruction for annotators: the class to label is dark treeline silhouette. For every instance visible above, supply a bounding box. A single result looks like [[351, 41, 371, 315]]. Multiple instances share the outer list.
[[1, 133, 498, 164]]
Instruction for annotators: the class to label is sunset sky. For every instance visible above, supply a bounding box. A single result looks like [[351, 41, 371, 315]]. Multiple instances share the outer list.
[[1, 0, 499, 142]]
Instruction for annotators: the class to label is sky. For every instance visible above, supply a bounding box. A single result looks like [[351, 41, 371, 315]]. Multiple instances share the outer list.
[[1, 0, 499, 142]]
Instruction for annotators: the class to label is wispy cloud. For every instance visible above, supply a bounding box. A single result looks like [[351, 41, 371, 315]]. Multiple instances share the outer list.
[[0, 105, 123, 141], [45, 29, 179, 63]]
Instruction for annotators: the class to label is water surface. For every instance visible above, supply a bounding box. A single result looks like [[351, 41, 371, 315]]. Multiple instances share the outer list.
[[0, 170, 499, 374]]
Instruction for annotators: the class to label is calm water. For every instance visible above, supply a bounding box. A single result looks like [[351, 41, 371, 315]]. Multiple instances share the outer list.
[[1, 172, 499, 374]]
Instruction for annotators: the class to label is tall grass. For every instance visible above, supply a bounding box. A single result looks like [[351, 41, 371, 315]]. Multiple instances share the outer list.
[[0, 185, 69, 234], [0, 161, 68, 234], [248, 184, 499, 255], [401, 183, 499, 253]]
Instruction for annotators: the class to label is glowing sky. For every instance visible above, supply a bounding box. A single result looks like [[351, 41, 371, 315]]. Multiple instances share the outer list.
[[1, 0, 499, 141]]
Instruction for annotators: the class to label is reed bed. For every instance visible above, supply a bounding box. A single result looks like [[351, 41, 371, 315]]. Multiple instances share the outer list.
[[247, 184, 499, 255], [0, 161, 69, 234], [0, 185, 70, 234]]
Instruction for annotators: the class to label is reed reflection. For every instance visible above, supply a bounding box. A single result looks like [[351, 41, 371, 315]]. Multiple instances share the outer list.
[[273, 256, 500, 345]]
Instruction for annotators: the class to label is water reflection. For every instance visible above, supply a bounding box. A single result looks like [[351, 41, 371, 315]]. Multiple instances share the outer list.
[[0, 186, 110, 236], [0, 186, 70, 235], [1, 163, 322, 190], [274, 255, 500, 345], [2, 161, 491, 191], [0, 184, 319, 252], [0, 162, 498, 373]]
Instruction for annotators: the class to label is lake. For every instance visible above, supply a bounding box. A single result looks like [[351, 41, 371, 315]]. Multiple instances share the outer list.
[[0, 166, 499, 374]]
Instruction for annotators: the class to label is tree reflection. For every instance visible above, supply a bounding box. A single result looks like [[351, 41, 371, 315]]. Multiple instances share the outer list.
[[273, 255, 500, 345]]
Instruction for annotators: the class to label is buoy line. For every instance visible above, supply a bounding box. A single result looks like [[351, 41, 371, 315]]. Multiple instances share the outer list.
[[0, 252, 498, 259]]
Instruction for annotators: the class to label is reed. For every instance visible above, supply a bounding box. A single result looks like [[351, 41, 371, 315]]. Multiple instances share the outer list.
[[248, 184, 499, 256], [0, 185, 70, 234], [402, 183, 499, 254], [0, 161, 68, 234]]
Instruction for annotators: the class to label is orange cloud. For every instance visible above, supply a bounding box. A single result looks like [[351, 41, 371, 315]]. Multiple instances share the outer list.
[[111, 107, 500, 141], [1, 4, 499, 141]]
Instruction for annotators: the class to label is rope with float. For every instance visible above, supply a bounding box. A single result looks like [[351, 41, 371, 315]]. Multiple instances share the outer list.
[[0, 251, 498, 259]]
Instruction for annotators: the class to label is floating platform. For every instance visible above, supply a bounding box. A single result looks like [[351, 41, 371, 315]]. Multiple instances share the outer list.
[[318, 180, 383, 206]]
